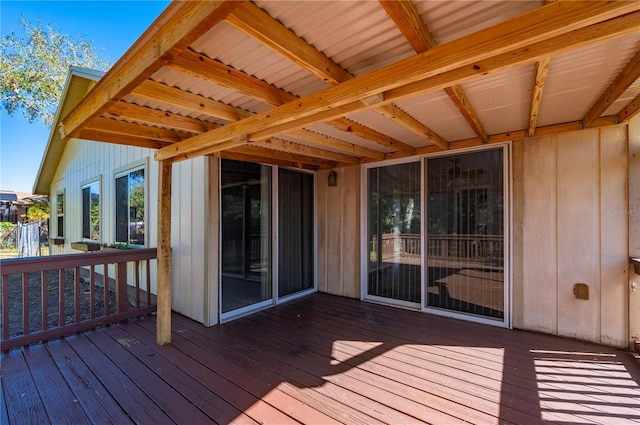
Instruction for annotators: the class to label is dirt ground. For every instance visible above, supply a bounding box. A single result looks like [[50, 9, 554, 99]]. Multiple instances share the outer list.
[[0, 269, 116, 338]]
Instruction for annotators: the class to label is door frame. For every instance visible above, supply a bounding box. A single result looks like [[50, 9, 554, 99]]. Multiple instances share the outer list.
[[218, 161, 317, 324], [360, 144, 512, 328]]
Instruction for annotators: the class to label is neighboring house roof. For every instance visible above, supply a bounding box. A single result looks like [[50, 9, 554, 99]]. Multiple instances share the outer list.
[[0, 191, 19, 202], [54, 1, 640, 170], [33, 66, 104, 195]]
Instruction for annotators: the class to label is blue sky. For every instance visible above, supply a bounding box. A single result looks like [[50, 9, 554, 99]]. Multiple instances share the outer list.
[[0, 1, 170, 193]]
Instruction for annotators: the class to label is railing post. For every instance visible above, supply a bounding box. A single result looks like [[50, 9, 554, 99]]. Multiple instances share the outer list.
[[115, 262, 128, 314]]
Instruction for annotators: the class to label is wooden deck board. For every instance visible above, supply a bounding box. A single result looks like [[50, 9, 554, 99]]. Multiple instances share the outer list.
[[2, 293, 639, 425], [43, 338, 133, 425], [66, 333, 175, 425], [162, 315, 386, 425], [1, 349, 51, 425], [22, 344, 91, 424]]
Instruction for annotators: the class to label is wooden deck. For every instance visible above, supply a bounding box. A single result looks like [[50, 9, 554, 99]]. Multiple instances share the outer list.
[[2, 293, 639, 425]]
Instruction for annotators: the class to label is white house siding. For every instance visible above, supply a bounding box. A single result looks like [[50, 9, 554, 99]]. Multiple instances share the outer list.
[[170, 157, 211, 325], [48, 138, 210, 325], [513, 126, 630, 347]]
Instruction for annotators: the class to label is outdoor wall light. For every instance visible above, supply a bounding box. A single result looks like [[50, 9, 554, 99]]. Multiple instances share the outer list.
[[328, 170, 338, 187]]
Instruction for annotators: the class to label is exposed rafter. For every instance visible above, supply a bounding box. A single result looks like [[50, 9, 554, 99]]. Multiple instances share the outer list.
[[528, 58, 551, 137], [131, 78, 382, 161], [583, 47, 640, 127], [104, 101, 215, 134], [226, 1, 440, 150], [132, 79, 254, 122], [77, 128, 169, 150], [154, 3, 640, 161], [169, 49, 414, 154], [217, 150, 320, 171], [414, 116, 619, 156], [380, 0, 488, 143], [229, 145, 338, 169], [85, 117, 189, 144], [618, 94, 640, 123], [60, 1, 241, 139], [253, 138, 359, 165]]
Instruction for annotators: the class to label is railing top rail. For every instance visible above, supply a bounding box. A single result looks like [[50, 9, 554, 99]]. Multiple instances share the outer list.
[[0, 248, 158, 275]]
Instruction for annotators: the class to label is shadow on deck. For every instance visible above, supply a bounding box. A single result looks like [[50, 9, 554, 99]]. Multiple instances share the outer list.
[[2, 293, 639, 424]]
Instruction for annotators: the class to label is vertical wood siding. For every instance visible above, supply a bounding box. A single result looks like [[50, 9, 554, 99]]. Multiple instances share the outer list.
[[49, 139, 209, 324], [514, 127, 629, 347], [316, 165, 361, 298]]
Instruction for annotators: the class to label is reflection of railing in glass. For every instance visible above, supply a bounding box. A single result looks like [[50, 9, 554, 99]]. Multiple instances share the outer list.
[[371, 233, 503, 265]]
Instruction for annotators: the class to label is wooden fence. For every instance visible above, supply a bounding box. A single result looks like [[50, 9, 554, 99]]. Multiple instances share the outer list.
[[0, 248, 157, 351]]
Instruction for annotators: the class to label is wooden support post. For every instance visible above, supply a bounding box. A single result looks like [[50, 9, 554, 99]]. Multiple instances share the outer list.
[[629, 116, 640, 351], [157, 159, 173, 345]]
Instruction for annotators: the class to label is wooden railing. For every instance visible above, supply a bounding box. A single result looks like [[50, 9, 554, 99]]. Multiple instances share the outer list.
[[0, 248, 157, 351], [373, 233, 503, 264]]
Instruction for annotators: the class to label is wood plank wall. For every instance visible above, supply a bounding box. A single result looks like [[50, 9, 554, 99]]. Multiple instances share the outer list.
[[513, 126, 629, 347], [316, 165, 361, 298]]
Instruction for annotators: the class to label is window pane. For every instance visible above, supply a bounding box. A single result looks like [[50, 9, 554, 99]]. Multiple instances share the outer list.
[[82, 182, 100, 241], [115, 176, 128, 243], [56, 193, 64, 237], [116, 170, 145, 245], [129, 170, 145, 245]]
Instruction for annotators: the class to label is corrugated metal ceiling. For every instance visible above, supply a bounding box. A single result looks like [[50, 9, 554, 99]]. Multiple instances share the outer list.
[[62, 1, 640, 169]]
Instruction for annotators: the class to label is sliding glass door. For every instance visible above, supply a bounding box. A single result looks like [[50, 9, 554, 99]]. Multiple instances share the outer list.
[[220, 160, 272, 316], [367, 161, 421, 305], [363, 147, 508, 324], [425, 149, 505, 320]]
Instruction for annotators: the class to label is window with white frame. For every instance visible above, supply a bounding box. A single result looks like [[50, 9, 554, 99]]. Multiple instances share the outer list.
[[56, 191, 64, 238], [115, 168, 145, 246], [82, 181, 100, 241]]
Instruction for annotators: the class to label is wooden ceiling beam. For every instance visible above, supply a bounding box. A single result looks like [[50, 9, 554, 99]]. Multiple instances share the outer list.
[[76, 128, 170, 150], [135, 77, 382, 160], [216, 150, 320, 171], [105, 101, 216, 134], [171, 49, 414, 153], [132, 80, 254, 122], [284, 128, 386, 160], [230, 145, 339, 169], [374, 104, 447, 149], [226, 2, 352, 85], [170, 49, 297, 105], [414, 115, 620, 155], [528, 57, 551, 137], [156, 3, 640, 162], [227, 2, 424, 151], [253, 138, 360, 164], [380, 0, 488, 144], [60, 1, 241, 139], [583, 47, 640, 127], [85, 117, 189, 144], [618, 94, 640, 123]]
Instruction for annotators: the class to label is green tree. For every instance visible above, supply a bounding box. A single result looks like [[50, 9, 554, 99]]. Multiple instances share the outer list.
[[23, 201, 49, 222], [0, 16, 111, 125]]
